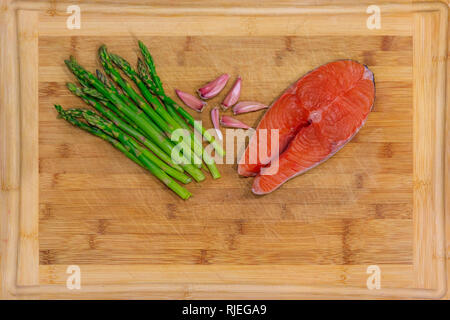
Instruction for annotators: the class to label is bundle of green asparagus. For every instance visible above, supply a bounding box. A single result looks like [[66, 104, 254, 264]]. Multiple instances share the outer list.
[[55, 41, 225, 199]]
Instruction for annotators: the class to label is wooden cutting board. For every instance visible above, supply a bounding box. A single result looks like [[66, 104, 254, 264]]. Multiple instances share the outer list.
[[0, 0, 447, 299]]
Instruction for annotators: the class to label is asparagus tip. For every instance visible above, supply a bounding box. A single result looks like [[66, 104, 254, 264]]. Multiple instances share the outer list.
[[98, 45, 110, 62], [109, 53, 122, 66], [54, 104, 66, 119], [66, 82, 83, 96], [99, 45, 108, 55]]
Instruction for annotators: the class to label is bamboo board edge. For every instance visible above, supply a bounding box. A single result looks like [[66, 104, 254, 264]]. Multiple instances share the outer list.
[[0, 0, 447, 299]]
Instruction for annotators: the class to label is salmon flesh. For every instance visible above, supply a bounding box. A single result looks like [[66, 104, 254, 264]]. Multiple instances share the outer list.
[[238, 60, 375, 195]]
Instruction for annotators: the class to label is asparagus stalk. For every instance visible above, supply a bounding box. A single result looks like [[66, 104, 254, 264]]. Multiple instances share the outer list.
[[98, 47, 171, 133], [64, 107, 195, 182], [109, 53, 180, 129], [98, 46, 204, 167], [55, 105, 145, 171], [81, 85, 144, 133], [57, 105, 191, 198], [65, 57, 205, 182], [80, 111, 192, 199], [82, 86, 108, 102], [138, 59, 225, 158], [110, 52, 220, 179], [96, 69, 116, 91], [137, 42, 225, 157], [138, 41, 163, 93], [72, 109, 191, 184], [96, 69, 131, 101], [106, 76, 205, 170], [67, 82, 185, 174], [95, 70, 141, 125]]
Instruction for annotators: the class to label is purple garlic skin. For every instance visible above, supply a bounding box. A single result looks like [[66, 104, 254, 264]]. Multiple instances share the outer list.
[[198, 74, 230, 99], [211, 107, 223, 140], [222, 76, 242, 109], [175, 89, 206, 112], [220, 115, 251, 129], [233, 101, 268, 115]]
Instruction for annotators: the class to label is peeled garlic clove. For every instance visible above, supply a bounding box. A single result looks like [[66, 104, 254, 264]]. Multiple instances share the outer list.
[[233, 101, 268, 115], [198, 74, 229, 99], [220, 115, 251, 129], [211, 107, 223, 140], [175, 89, 206, 112], [222, 76, 242, 109]]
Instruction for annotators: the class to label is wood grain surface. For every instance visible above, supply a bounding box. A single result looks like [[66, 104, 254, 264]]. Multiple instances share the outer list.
[[0, 0, 447, 299], [38, 35, 414, 269]]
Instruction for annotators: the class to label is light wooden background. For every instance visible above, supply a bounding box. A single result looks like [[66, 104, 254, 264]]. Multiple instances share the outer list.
[[39, 34, 414, 266], [0, 0, 448, 299]]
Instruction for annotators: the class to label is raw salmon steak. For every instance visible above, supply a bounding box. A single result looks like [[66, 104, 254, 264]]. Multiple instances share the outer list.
[[238, 60, 375, 195]]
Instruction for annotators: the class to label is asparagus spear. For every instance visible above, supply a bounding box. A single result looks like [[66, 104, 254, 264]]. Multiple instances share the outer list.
[[65, 57, 205, 182], [96, 69, 141, 124], [110, 52, 221, 179], [136, 59, 193, 131], [64, 107, 194, 183], [138, 41, 163, 92], [138, 59, 225, 159], [67, 82, 185, 174], [82, 86, 108, 102], [96, 69, 131, 101], [55, 105, 145, 171], [109, 53, 179, 129], [137, 41, 225, 157], [96, 69, 116, 91], [57, 105, 191, 198], [98, 46, 204, 167], [81, 85, 143, 133], [70, 109, 191, 184], [80, 111, 192, 199], [101, 73, 204, 170], [98, 47, 172, 134]]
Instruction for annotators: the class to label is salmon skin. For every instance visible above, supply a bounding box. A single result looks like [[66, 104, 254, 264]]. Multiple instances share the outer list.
[[238, 60, 375, 195]]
